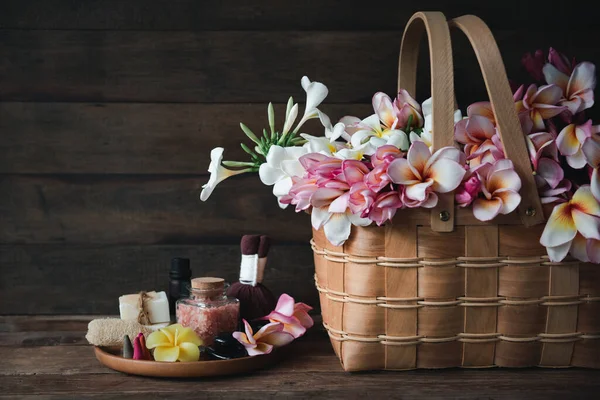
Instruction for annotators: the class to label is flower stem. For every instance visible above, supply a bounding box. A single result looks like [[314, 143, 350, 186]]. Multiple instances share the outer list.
[[222, 160, 256, 168]]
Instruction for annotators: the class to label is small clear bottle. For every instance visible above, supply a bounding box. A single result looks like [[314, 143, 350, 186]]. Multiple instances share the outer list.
[[176, 277, 240, 345]]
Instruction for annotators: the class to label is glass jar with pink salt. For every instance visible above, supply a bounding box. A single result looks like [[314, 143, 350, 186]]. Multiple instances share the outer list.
[[176, 277, 240, 346]]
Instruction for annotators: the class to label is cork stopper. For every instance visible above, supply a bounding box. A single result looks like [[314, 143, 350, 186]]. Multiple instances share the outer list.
[[191, 277, 224, 291]]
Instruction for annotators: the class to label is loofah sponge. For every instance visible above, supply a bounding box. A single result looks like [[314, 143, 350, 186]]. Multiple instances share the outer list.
[[85, 318, 154, 347]]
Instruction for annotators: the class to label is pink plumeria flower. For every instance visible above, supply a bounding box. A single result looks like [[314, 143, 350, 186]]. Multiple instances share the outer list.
[[366, 146, 403, 192], [522, 49, 546, 81], [342, 160, 376, 216], [515, 84, 566, 131], [371, 145, 404, 167], [281, 176, 319, 212], [368, 191, 403, 226], [540, 185, 600, 262], [471, 160, 522, 221], [348, 182, 376, 217], [548, 48, 575, 75], [365, 164, 392, 193], [467, 98, 534, 135], [537, 179, 571, 205], [526, 131, 558, 169], [265, 294, 314, 339], [467, 134, 505, 167], [535, 157, 564, 190], [570, 234, 600, 264], [556, 120, 595, 169], [233, 320, 294, 356], [393, 89, 424, 129], [543, 61, 596, 115], [304, 156, 371, 246], [387, 141, 466, 208], [466, 101, 496, 125], [343, 160, 370, 184], [455, 173, 482, 208], [582, 134, 600, 201], [300, 153, 343, 183], [310, 197, 371, 246], [373, 92, 401, 131], [454, 115, 503, 166], [350, 92, 417, 155]]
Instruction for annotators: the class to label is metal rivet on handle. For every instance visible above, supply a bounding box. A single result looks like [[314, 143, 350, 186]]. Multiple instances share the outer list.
[[439, 211, 451, 222], [525, 207, 536, 217]]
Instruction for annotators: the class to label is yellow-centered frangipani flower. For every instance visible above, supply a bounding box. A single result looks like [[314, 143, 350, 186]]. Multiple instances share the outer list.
[[145, 323, 203, 362]]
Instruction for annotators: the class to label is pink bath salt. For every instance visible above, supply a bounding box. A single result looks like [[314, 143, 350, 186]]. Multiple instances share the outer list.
[[176, 302, 239, 345]]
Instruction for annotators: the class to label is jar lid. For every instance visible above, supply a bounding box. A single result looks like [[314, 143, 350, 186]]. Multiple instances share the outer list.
[[191, 277, 224, 291]]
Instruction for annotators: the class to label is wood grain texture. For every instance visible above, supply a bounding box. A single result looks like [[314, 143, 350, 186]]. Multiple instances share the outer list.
[[0, 244, 316, 314], [0, 0, 597, 30], [0, 316, 598, 399], [0, 174, 311, 244], [2, 30, 600, 105], [0, 102, 372, 174]]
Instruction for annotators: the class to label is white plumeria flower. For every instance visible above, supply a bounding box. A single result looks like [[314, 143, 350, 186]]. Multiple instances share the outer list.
[[350, 114, 409, 155], [280, 77, 329, 140], [317, 110, 348, 142], [282, 103, 299, 136], [300, 76, 328, 122], [300, 133, 368, 161], [259, 145, 309, 208], [332, 142, 370, 160], [411, 97, 463, 148], [311, 206, 371, 247], [200, 148, 250, 201]]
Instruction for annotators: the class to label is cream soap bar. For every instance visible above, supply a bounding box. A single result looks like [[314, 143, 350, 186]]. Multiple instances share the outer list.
[[119, 291, 170, 324]]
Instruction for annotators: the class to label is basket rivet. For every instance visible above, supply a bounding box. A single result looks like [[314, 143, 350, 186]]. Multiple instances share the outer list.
[[439, 210, 451, 221], [525, 207, 536, 217]]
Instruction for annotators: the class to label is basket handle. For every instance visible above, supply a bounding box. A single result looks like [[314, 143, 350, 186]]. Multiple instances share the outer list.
[[398, 12, 545, 228], [398, 11, 457, 232], [448, 15, 544, 226]]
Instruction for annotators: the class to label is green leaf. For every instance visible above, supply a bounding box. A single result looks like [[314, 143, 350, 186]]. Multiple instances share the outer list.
[[406, 114, 414, 131], [268, 102, 275, 134], [241, 142, 256, 157], [240, 123, 261, 145]]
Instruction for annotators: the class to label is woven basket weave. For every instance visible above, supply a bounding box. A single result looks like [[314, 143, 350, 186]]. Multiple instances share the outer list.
[[311, 12, 600, 371]]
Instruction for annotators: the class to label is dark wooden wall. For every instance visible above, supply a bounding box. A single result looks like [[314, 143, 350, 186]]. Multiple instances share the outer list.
[[1, 0, 598, 314]]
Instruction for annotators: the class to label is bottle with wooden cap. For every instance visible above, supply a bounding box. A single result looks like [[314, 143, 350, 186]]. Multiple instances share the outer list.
[[175, 277, 240, 345]]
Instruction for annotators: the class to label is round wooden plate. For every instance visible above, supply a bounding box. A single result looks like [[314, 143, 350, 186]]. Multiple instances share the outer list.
[[94, 346, 284, 378]]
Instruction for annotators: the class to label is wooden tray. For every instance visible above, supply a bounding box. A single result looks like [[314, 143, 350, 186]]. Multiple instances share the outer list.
[[94, 346, 284, 378]]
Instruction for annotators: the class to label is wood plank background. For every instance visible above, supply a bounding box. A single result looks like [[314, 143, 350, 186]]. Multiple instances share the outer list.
[[1, 0, 599, 314]]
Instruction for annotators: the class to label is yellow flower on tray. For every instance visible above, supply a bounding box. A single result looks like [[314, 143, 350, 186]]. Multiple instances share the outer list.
[[146, 323, 203, 362]]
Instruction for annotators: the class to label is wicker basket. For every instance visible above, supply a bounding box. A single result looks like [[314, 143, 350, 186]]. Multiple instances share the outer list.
[[311, 12, 600, 371]]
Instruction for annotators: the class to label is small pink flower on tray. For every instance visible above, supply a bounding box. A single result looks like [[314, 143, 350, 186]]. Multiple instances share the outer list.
[[233, 320, 294, 356], [263, 294, 314, 339]]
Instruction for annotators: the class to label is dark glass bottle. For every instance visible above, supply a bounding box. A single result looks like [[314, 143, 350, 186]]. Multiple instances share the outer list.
[[168, 257, 192, 317]]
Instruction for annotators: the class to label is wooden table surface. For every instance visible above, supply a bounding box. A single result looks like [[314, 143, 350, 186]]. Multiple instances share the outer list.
[[0, 315, 598, 399]]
